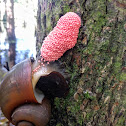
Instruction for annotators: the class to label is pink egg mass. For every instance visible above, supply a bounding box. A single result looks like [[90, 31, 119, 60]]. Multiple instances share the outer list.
[[41, 12, 81, 62]]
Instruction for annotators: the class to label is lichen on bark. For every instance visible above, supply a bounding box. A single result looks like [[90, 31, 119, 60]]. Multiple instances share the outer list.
[[36, 0, 126, 125]]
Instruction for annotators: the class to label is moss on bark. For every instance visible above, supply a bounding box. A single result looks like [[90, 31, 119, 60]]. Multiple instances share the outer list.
[[36, 0, 126, 125]]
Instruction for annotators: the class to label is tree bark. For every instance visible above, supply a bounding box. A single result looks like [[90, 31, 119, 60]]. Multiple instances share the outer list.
[[36, 0, 126, 126]]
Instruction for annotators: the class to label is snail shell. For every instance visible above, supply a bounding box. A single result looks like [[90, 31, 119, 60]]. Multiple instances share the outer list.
[[11, 98, 51, 126], [0, 58, 68, 126], [0, 58, 39, 121]]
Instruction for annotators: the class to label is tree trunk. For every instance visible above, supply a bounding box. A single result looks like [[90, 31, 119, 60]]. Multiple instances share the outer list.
[[36, 0, 126, 126], [6, 0, 16, 68]]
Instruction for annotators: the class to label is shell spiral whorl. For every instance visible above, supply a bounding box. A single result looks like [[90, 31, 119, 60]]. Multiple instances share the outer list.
[[11, 98, 51, 126]]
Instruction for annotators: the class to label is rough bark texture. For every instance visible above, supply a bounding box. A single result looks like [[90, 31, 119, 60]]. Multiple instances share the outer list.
[[36, 0, 126, 126]]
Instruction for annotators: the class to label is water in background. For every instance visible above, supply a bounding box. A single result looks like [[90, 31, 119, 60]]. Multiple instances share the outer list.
[[0, 1, 38, 125], [0, 1, 37, 67]]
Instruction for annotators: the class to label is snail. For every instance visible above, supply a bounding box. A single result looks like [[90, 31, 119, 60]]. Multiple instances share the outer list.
[[0, 12, 81, 126], [0, 57, 69, 126]]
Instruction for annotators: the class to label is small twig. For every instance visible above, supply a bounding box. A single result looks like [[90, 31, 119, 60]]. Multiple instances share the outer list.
[[4, 62, 10, 71]]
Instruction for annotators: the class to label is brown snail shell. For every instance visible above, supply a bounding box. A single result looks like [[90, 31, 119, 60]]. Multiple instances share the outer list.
[[11, 98, 51, 126], [0, 58, 38, 121], [0, 58, 69, 126]]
